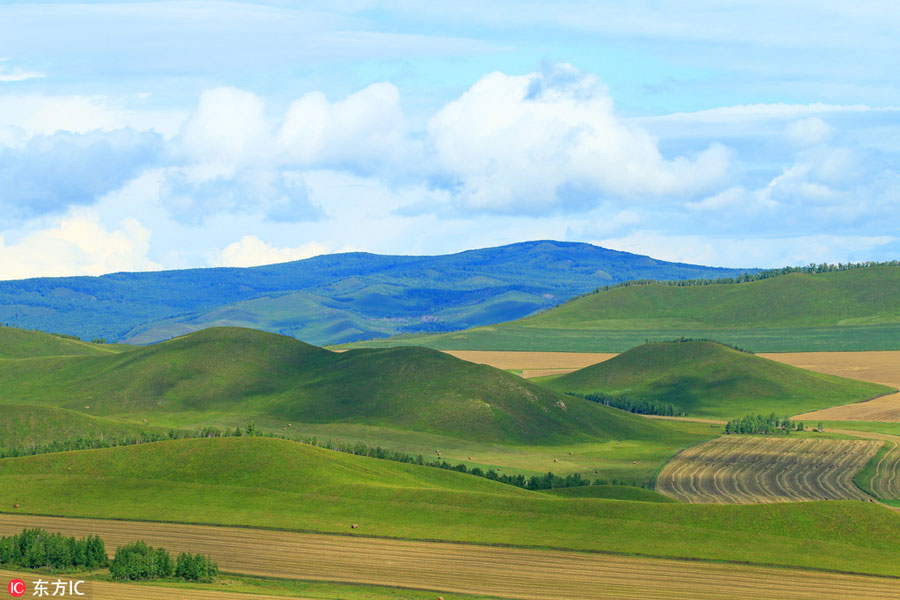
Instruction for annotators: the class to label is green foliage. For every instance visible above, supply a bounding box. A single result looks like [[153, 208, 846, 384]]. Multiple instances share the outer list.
[[175, 552, 218, 582], [110, 541, 216, 582], [542, 340, 894, 418], [573, 392, 685, 417], [0, 528, 106, 571], [724, 414, 798, 435]]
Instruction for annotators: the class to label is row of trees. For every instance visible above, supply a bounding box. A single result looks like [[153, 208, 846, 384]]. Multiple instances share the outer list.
[[1, 423, 263, 458], [658, 337, 753, 354], [724, 414, 822, 435], [110, 541, 217, 582], [591, 260, 900, 295], [576, 392, 685, 417], [0, 528, 106, 570]]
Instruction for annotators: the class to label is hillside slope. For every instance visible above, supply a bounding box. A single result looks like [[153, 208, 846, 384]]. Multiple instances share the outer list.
[[0, 326, 119, 358], [344, 266, 900, 352], [543, 340, 894, 418], [0, 241, 748, 345], [4, 437, 900, 577], [0, 327, 667, 444]]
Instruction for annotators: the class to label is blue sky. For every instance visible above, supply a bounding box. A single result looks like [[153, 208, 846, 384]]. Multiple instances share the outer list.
[[0, 1, 898, 277]]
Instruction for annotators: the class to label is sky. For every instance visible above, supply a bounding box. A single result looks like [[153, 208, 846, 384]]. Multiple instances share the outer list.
[[0, 1, 898, 278]]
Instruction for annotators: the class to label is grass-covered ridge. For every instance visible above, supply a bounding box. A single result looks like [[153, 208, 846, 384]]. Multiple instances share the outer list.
[[0, 405, 171, 451], [5, 437, 900, 577], [341, 266, 900, 352], [541, 340, 894, 419], [0, 327, 669, 444], [0, 326, 121, 358]]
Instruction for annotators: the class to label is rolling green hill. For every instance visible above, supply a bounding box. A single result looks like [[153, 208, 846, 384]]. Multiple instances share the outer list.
[[4, 437, 900, 577], [0, 405, 170, 451], [0, 326, 670, 445], [341, 266, 900, 352], [542, 340, 894, 418], [0, 326, 121, 358]]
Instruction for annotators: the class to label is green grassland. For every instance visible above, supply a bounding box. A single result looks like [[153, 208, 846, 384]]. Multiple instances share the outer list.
[[4, 437, 900, 577], [0, 326, 675, 445], [0, 405, 171, 450], [539, 485, 675, 502], [0, 326, 123, 358], [338, 267, 900, 352], [539, 341, 894, 419]]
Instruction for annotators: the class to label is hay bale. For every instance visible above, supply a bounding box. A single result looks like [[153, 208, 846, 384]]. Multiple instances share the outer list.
[[351, 524, 359, 529], [467, 456, 472, 460], [632, 460, 637, 464], [13, 504, 19, 508], [553, 458, 558, 462]]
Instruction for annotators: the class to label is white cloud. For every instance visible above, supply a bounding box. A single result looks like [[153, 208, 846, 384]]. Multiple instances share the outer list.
[[786, 117, 831, 146], [280, 82, 408, 169], [428, 65, 731, 213], [0, 95, 185, 144], [0, 211, 161, 280], [210, 235, 339, 268], [178, 87, 272, 170]]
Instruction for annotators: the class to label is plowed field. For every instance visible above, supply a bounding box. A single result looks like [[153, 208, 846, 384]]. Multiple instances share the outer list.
[[656, 437, 879, 503]]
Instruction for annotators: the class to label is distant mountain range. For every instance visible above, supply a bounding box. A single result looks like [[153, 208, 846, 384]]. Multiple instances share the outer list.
[[0, 240, 750, 345]]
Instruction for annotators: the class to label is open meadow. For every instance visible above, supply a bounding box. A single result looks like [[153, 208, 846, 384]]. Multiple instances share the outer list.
[[6, 515, 900, 600]]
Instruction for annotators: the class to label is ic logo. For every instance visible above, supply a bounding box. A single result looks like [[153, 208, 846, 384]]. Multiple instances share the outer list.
[[8, 579, 26, 597]]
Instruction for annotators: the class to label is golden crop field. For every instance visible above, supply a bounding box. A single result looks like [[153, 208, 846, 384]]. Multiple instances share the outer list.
[[6, 514, 900, 600], [763, 351, 900, 421], [656, 437, 880, 504]]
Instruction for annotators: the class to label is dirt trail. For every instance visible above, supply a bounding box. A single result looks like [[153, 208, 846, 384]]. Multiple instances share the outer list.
[[5, 514, 900, 599]]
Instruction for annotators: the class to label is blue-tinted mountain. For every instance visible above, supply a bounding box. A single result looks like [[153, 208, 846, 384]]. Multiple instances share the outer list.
[[0, 240, 751, 345]]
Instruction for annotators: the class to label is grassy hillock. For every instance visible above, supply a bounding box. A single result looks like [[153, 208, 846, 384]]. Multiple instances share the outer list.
[[0, 327, 671, 445], [0, 405, 170, 450], [542, 340, 894, 418], [4, 437, 900, 577], [0, 326, 120, 358], [342, 266, 900, 352]]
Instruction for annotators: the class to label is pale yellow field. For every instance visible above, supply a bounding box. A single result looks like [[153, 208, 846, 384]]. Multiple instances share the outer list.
[[7, 514, 900, 599], [762, 351, 900, 421], [656, 436, 879, 504]]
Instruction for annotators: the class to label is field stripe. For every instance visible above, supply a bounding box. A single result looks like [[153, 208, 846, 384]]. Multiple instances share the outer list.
[[5, 514, 900, 599], [657, 437, 880, 504]]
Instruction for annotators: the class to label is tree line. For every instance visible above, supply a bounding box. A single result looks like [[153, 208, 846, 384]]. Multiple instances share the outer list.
[[590, 260, 900, 295], [0, 528, 217, 583], [110, 541, 217, 582], [0, 528, 106, 570], [572, 392, 685, 417], [724, 413, 813, 435]]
